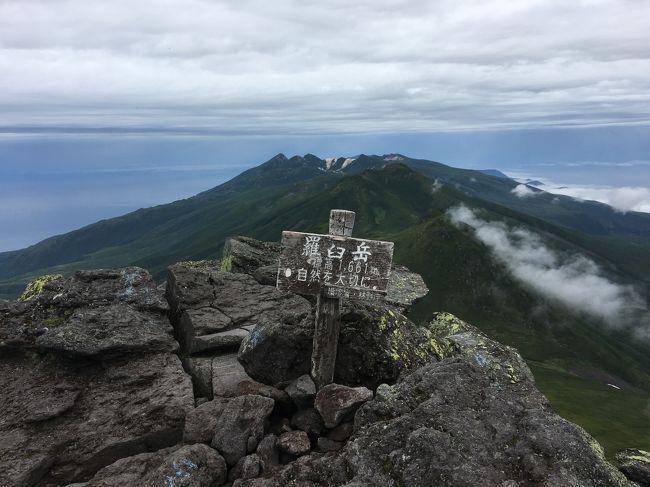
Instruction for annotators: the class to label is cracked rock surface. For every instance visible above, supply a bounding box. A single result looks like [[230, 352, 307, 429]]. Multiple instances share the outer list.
[[166, 264, 311, 355], [0, 268, 193, 487], [0, 246, 636, 487]]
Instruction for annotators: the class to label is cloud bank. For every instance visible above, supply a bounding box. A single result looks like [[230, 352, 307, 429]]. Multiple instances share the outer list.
[[447, 205, 649, 337], [1, 0, 650, 135], [548, 185, 650, 213], [509, 171, 650, 213], [511, 184, 539, 198]]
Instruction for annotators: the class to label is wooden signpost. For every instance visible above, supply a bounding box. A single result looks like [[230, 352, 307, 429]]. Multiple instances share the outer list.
[[276, 209, 394, 389]]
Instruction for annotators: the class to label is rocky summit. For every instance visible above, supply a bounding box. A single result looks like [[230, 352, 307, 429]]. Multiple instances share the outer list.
[[0, 236, 644, 486]]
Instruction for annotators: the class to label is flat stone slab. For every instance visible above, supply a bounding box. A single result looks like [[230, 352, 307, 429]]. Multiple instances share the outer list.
[[79, 444, 227, 487], [1, 268, 175, 358], [166, 265, 312, 354], [212, 353, 253, 397], [385, 264, 429, 310], [35, 303, 177, 357], [0, 351, 194, 486], [192, 327, 252, 354]]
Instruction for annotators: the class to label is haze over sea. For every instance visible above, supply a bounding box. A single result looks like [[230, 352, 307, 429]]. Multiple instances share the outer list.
[[2, 126, 650, 253]]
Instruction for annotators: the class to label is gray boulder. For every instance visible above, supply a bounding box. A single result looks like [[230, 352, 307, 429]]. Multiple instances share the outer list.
[[222, 236, 281, 276], [277, 431, 311, 457], [0, 267, 194, 487], [0, 351, 193, 486], [183, 398, 231, 444], [256, 434, 280, 472], [212, 353, 255, 398], [615, 449, 650, 486], [326, 422, 353, 442], [35, 303, 177, 357], [229, 454, 263, 483], [315, 384, 373, 429], [238, 313, 631, 487], [316, 437, 343, 453], [285, 374, 316, 409], [238, 318, 314, 385], [384, 264, 428, 312], [80, 444, 227, 487], [181, 356, 214, 399], [166, 264, 311, 354], [239, 303, 440, 388], [211, 394, 275, 466], [1, 268, 172, 356]]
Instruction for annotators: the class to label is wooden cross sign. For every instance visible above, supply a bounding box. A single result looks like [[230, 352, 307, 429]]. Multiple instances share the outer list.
[[276, 209, 395, 389]]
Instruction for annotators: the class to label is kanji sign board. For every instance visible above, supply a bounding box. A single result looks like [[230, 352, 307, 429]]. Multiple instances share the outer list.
[[276, 231, 394, 301]]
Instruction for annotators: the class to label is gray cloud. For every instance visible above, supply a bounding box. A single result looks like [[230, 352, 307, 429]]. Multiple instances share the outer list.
[[447, 204, 650, 338], [548, 184, 650, 213], [508, 173, 650, 213], [1, 0, 649, 135], [511, 184, 539, 198]]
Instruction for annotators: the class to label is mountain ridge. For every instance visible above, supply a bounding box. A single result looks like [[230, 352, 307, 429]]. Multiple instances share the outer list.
[[2, 158, 649, 454], [3, 152, 650, 289]]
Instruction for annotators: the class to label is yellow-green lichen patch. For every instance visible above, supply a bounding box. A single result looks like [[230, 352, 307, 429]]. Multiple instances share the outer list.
[[376, 383, 401, 403], [220, 255, 233, 272], [18, 274, 63, 302], [625, 449, 650, 463], [504, 364, 519, 383], [429, 338, 445, 360], [378, 315, 388, 332]]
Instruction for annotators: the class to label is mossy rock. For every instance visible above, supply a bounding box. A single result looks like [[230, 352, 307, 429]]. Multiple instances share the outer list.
[[18, 274, 63, 302], [615, 448, 650, 486], [425, 311, 534, 385]]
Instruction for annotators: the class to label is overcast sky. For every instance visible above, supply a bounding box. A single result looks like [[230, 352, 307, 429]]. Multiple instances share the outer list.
[[1, 0, 650, 251], [1, 0, 649, 135]]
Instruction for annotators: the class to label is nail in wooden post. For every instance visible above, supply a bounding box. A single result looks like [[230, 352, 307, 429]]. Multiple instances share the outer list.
[[311, 209, 355, 389]]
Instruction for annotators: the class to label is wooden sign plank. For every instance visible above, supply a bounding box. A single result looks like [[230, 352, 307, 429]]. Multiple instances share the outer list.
[[276, 231, 394, 297]]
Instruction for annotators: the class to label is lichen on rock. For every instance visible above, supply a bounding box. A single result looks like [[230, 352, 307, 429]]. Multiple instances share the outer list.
[[18, 274, 63, 301]]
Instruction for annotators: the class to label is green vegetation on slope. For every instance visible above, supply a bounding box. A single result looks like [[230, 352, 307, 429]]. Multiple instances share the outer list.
[[530, 362, 650, 457], [1, 158, 649, 455]]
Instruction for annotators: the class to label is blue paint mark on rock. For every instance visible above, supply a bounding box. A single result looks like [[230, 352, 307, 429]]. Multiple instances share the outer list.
[[248, 328, 264, 349], [474, 353, 489, 367], [164, 459, 196, 487], [180, 458, 198, 470]]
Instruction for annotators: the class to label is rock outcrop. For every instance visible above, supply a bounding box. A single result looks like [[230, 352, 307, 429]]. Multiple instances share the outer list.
[[0, 236, 637, 487], [238, 302, 442, 388], [73, 444, 227, 487], [0, 268, 193, 487], [239, 313, 632, 487], [615, 449, 650, 486]]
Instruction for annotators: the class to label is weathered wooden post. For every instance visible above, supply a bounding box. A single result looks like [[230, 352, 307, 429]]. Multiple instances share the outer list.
[[311, 210, 355, 388], [276, 209, 394, 389]]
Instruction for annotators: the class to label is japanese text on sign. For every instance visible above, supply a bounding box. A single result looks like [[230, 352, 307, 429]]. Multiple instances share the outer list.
[[276, 231, 394, 298]]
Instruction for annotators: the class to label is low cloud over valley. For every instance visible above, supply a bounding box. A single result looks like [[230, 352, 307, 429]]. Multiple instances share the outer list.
[[447, 204, 650, 339]]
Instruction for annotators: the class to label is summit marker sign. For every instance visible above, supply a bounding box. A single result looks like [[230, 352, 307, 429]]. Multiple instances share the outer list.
[[276, 232, 393, 301], [276, 209, 394, 389]]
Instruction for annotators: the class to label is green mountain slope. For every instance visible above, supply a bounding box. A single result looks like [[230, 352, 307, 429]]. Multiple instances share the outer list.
[[3, 152, 650, 287], [1, 160, 649, 454]]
